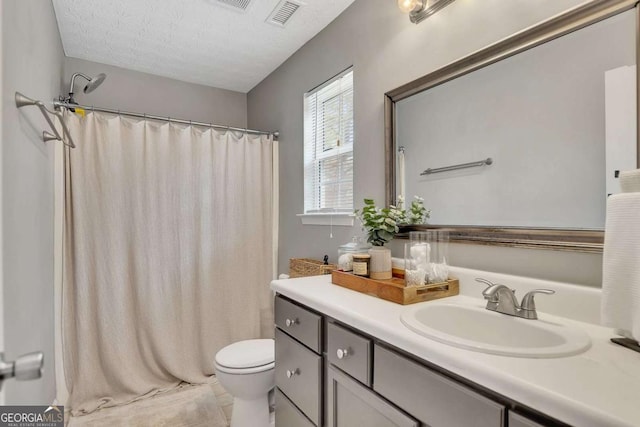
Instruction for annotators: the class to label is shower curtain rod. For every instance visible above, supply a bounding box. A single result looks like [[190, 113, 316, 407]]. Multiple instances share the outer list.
[[52, 100, 279, 138]]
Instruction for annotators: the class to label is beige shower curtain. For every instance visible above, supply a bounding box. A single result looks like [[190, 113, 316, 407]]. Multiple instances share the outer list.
[[62, 112, 275, 415]]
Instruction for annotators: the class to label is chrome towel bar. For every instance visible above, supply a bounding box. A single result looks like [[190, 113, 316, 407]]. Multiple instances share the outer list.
[[420, 157, 493, 176]]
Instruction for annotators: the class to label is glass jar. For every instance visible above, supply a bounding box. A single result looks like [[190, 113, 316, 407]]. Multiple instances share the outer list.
[[352, 254, 371, 277], [404, 230, 449, 284], [337, 237, 371, 271], [428, 230, 449, 283], [405, 232, 430, 287]]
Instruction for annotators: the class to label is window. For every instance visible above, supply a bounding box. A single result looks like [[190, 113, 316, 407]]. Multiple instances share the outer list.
[[303, 69, 354, 218]]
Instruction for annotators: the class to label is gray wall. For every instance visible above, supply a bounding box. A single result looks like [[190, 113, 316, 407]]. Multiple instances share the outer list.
[[2, 0, 63, 404], [64, 57, 247, 127], [248, 0, 605, 287]]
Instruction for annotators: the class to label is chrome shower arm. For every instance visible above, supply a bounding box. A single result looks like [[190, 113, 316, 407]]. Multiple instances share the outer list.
[[66, 72, 106, 101], [68, 72, 91, 95]]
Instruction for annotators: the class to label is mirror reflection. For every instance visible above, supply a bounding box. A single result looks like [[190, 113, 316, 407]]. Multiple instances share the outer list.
[[395, 10, 636, 229]]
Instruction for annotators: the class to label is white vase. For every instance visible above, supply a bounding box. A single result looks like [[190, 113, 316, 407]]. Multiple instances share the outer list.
[[369, 246, 392, 280]]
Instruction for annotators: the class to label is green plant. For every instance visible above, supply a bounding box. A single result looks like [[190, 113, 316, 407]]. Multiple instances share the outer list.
[[355, 196, 429, 246], [405, 195, 430, 224], [355, 199, 404, 246]]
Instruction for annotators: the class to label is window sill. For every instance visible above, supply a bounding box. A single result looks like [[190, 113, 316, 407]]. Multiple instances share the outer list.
[[297, 213, 355, 226]]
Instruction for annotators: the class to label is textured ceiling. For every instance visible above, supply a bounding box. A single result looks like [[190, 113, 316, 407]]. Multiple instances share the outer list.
[[52, 0, 355, 93]]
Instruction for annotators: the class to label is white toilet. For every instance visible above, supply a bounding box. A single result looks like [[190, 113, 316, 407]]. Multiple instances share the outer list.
[[214, 339, 275, 427]]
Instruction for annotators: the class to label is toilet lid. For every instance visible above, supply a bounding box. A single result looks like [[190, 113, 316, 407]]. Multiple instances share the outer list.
[[215, 339, 274, 369]]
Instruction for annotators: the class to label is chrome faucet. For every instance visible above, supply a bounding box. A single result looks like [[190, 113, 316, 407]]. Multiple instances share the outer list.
[[475, 278, 555, 320]]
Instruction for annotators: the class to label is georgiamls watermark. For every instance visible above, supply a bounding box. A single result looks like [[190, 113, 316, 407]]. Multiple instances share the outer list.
[[0, 405, 63, 427]]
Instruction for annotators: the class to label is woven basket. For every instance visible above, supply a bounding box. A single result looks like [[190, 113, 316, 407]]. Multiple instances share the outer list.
[[289, 258, 336, 278]]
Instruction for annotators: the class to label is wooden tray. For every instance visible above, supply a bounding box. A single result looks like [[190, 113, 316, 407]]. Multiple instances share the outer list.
[[331, 270, 459, 305]]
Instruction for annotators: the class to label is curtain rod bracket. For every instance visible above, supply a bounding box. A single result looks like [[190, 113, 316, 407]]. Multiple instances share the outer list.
[[15, 92, 76, 148], [42, 131, 59, 143]]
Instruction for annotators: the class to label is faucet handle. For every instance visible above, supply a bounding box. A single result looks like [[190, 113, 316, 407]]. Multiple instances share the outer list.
[[475, 278, 496, 289], [476, 278, 497, 299], [520, 289, 555, 317], [476, 278, 511, 300]]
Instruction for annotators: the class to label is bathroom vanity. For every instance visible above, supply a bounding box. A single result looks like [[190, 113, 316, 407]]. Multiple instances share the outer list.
[[271, 268, 640, 427]]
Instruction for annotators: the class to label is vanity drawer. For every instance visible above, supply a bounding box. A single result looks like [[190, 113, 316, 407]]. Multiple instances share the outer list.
[[275, 388, 315, 427], [327, 322, 372, 386], [275, 329, 322, 426], [374, 344, 505, 427], [275, 295, 322, 353]]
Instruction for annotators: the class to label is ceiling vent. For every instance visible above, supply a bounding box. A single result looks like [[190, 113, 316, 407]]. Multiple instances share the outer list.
[[266, 0, 304, 27], [214, 0, 253, 13]]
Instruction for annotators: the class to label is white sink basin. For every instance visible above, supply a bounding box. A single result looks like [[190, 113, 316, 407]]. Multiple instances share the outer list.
[[401, 302, 591, 358]]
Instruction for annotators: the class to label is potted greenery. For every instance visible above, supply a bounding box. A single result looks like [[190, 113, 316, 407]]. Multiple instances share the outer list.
[[355, 196, 429, 279], [402, 195, 430, 225]]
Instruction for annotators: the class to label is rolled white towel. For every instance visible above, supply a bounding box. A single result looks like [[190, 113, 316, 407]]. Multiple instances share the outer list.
[[620, 169, 640, 193], [338, 253, 354, 271], [601, 192, 640, 341], [391, 257, 405, 269]]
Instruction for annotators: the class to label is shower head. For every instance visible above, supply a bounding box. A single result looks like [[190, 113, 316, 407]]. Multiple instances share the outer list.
[[64, 72, 107, 103], [83, 73, 106, 94]]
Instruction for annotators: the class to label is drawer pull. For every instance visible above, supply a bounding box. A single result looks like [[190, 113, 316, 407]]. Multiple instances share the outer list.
[[285, 318, 298, 327], [336, 348, 350, 359], [286, 368, 299, 378]]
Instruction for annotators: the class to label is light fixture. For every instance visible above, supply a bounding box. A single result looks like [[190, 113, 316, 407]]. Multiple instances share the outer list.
[[397, 0, 421, 14], [397, 0, 456, 24]]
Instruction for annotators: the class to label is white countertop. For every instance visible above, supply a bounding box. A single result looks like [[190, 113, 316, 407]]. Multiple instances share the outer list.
[[271, 270, 640, 427]]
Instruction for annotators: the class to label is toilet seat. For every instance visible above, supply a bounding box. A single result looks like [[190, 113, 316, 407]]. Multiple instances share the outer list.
[[214, 339, 275, 374], [214, 361, 275, 375]]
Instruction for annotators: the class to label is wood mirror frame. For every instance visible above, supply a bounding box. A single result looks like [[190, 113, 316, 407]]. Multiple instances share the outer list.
[[385, 0, 640, 253]]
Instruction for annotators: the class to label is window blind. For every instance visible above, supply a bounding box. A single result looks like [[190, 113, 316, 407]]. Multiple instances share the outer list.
[[304, 69, 354, 213]]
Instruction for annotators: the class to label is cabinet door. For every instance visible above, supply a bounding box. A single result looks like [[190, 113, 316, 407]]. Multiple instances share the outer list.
[[276, 329, 322, 426], [327, 365, 419, 427], [509, 412, 546, 427], [276, 388, 315, 427]]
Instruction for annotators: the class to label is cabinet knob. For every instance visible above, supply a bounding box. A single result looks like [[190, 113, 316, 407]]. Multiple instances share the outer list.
[[336, 348, 350, 359], [286, 368, 299, 378], [285, 318, 298, 327]]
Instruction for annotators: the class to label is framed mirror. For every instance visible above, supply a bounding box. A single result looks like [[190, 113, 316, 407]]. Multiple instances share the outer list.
[[385, 0, 639, 253]]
